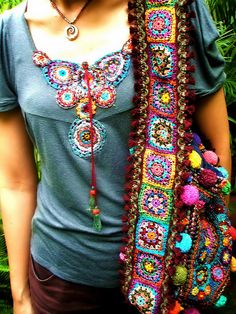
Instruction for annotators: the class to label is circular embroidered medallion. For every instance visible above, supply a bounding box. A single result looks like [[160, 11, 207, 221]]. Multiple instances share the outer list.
[[56, 87, 77, 109], [96, 86, 116, 108], [68, 119, 106, 158], [146, 9, 174, 42], [195, 267, 208, 286], [137, 218, 168, 255], [33, 51, 50, 67], [128, 283, 159, 314], [43, 61, 77, 88], [211, 265, 224, 282], [136, 252, 163, 283], [150, 82, 176, 117], [138, 185, 172, 221], [146, 153, 175, 187], [148, 116, 176, 153], [150, 43, 176, 79]]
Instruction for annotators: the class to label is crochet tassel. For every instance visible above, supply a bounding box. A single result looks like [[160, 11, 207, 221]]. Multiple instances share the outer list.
[[92, 210, 102, 231], [89, 189, 102, 231]]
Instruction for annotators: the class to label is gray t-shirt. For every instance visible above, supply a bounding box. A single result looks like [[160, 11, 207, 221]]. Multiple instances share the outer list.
[[0, 0, 226, 288]]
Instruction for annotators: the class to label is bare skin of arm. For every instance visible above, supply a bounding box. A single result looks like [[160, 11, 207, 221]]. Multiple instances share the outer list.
[[0, 108, 37, 314], [194, 87, 232, 206]]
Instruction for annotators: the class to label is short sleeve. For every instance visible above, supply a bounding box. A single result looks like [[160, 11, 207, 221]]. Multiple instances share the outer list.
[[189, 0, 226, 97], [0, 14, 18, 112]]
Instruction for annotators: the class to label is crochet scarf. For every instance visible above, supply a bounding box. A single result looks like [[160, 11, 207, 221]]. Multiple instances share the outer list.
[[120, 1, 234, 313]]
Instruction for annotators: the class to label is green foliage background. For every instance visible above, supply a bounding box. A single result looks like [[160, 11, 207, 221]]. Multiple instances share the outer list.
[[0, 0, 236, 313]]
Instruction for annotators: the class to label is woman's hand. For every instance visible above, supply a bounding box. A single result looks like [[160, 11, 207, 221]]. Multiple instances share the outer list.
[[13, 297, 35, 314], [13, 285, 35, 314]]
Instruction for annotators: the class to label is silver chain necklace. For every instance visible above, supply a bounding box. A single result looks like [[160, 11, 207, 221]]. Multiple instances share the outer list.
[[49, 0, 90, 41]]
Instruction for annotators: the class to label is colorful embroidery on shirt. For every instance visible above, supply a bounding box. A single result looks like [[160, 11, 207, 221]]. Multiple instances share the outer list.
[[68, 118, 106, 158], [33, 40, 132, 158]]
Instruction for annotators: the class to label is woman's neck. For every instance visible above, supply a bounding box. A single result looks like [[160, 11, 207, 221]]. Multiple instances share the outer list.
[[50, 0, 124, 10]]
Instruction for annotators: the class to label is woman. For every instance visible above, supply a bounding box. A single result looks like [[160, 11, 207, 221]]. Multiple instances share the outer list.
[[0, 0, 232, 313]]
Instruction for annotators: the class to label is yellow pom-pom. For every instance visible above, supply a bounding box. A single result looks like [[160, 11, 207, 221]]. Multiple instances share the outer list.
[[172, 265, 188, 286], [231, 256, 236, 272], [189, 150, 202, 169]]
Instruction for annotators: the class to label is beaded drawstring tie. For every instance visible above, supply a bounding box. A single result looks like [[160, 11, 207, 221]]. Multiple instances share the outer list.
[[82, 62, 102, 231]]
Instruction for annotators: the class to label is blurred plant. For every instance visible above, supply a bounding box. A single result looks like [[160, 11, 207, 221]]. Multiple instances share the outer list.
[[0, 0, 23, 13], [0, 216, 12, 314]]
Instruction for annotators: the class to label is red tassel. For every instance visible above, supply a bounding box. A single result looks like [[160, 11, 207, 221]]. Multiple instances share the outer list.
[[129, 140, 137, 148], [122, 215, 128, 222], [122, 225, 129, 232], [184, 120, 192, 130]]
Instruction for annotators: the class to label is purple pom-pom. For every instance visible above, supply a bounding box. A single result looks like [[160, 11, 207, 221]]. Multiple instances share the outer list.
[[183, 308, 201, 314], [180, 185, 199, 206], [193, 133, 201, 145]]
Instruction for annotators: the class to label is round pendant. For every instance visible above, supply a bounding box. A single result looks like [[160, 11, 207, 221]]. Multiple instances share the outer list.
[[65, 24, 79, 41], [68, 119, 106, 158]]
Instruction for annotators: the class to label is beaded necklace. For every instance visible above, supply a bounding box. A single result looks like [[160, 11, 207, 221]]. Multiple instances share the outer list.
[[49, 0, 91, 41]]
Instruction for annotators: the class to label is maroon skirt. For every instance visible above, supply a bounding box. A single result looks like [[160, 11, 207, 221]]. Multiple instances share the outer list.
[[29, 256, 139, 314]]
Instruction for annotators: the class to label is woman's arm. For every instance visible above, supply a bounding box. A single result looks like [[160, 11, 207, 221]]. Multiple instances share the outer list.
[[194, 87, 232, 203], [194, 87, 231, 176], [0, 108, 38, 314]]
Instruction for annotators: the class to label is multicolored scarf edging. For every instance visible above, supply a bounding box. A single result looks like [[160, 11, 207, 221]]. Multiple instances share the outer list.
[[120, 1, 234, 313]]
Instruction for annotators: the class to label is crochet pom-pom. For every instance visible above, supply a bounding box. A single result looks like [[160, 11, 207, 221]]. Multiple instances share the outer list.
[[172, 265, 188, 286], [215, 295, 227, 308], [229, 226, 236, 240], [199, 169, 217, 188], [119, 252, 126, 262], [231, 256, 236, 272], [221, 180, 231, 195], [217, 167, 229, 179], [169, 300, 184, 314], [193, 133, 201, 145], [189, 150, 202, 169], [183, 308, 201, 314], [203, 150, 218, 166], [175, 233, 192, 253], [180, 185, 199, 206]]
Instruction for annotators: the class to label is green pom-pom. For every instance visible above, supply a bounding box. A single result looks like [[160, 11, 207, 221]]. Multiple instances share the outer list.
[[222, 181, 231, 195], [215, 295, 227, 308], [172, 265, 188, 286]]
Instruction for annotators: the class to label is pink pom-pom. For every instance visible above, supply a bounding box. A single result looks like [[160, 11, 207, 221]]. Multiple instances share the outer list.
[[183, 308, 201, 314], [119, 252, 126, 261], [180, 185, 199, 206], [229, 226, 236, 241], [199, 169, 217, 188], [203, 150, 218, 166]]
